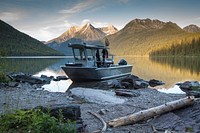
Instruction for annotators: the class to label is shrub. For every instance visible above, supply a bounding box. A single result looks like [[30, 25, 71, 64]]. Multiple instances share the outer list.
[[0, 73, 9, 83], [0, 109, 76, 133]]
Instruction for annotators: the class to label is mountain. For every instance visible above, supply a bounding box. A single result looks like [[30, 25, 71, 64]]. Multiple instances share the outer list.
[[123, 19, 166, 31], [47, 23, 106, 44], [98, 25, 118, 35], [0, 19, 63, 56], [106, 18, 200, 56], [47, 38, 83, 55], [48, 26, 80, 44], [46, 23, 107, 55], [183, 24, 200, 33], [76, 23, 106, 41]]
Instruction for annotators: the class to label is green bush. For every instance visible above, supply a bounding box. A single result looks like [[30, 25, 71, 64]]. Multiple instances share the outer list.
[[0, 109, 76, 133], [0, 73, 9, 83]]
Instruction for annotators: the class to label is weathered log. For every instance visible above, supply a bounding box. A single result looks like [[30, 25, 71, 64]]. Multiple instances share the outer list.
[[115, 90, 134, 97], [108, 96, 195, 127]]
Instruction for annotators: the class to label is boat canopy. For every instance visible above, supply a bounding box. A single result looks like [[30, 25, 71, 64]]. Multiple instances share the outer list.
[[68, 43, 106, 49]]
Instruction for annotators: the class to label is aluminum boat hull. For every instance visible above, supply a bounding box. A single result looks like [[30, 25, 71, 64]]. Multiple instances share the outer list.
[[61, 65, 132, 82]]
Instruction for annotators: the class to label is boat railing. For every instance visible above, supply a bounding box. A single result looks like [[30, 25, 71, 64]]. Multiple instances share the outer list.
[[95, 55, 114, 67]]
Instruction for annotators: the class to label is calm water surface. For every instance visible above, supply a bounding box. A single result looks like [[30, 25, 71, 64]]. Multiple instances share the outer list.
[[1, 56, 200, 94]]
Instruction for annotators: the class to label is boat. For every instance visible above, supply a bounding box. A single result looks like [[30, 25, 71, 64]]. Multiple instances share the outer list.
[[61, 43, 132, 82]]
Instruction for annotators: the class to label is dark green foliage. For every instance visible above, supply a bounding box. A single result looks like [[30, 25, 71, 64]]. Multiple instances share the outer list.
[[0, 109, 76, 133], [0, 54, 9, 83], [150, 37, 200, 56], [0, 20, 63, 56], [0, 72, 9, 83]]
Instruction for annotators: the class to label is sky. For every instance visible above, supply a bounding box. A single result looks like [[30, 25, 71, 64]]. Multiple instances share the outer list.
[[0, 0, 200, 41]]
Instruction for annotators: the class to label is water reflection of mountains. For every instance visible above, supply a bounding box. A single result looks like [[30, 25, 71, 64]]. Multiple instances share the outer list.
[[47, 58, 73, 71], [150, 57, 200, 75], [1, 58, 69, 74]]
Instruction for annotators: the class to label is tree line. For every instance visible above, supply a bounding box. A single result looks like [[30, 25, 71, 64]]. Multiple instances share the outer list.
[[150, 37, 200, 56]]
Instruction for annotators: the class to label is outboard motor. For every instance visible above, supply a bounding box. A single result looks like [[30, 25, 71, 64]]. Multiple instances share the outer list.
[[118, 59, 127, 65]]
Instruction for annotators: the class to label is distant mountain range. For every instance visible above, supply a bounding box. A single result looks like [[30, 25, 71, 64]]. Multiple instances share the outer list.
[[98, 25, 118, 35], [0, 19, 63, 56], [106, 18, 200, 56], [46, 23, 118, 55], [46, 18, 200, 56], [1, 18, 200, 57], [183, 24, 200, 33]]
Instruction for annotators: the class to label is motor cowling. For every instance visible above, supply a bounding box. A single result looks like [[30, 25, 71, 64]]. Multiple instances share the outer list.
[[118, 59, 127, 65]]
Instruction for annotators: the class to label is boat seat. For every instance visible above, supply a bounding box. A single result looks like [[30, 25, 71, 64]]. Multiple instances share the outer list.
[[105, 59, 114, 65]]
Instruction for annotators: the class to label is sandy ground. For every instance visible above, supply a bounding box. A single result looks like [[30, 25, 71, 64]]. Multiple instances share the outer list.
[[0, 82, 200, 133]]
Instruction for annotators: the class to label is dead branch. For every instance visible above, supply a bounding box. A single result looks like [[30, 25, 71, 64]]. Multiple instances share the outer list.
[[88, 111, 107, 133]]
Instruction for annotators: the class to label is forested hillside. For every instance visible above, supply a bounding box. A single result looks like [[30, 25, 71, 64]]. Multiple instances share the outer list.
[[150, 37, 200, 56], [106, 19, 200, 56], [0, 20, 63, 56]]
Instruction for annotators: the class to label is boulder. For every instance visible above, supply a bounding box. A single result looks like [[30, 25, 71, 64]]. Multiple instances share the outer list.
[[110, 75, 164, 89], [40, 75, 53, 84], [149, 79, 165, 87], [121, 75, 149, 89], [34, 104, 81, 121], [177, 81, 200, 98], [7, 72, 54, 85], [185, 90, 200, 98], [133, 80, 149, 89], [110, 79, 124, 89], [177, 81, 200, 90], [121, 81, 132, 88]]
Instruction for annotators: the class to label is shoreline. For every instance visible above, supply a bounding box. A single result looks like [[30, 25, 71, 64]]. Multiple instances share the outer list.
[[0, 82, 199, 132]]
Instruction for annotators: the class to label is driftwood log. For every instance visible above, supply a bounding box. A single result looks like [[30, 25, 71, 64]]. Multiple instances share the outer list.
[[108, 96, 195, 127]]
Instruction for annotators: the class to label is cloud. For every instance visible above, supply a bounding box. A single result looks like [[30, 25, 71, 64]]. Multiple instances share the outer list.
[[59, 0, 95, 14], [21, 20, 79, 41], [194, 17, 200, 20], [81, 19, 109, 27], [0, 11, 23, 22]]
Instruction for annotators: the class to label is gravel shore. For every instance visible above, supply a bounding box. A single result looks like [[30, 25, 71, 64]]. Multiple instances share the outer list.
[[0, 82, 200, 133]]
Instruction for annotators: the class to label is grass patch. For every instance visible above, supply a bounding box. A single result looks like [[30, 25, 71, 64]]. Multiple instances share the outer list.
[[0, 73, 9, 83], [0, 109, 76, 133]]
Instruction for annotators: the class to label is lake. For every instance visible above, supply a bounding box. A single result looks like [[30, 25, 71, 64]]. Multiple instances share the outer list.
[[1, 56, 200, 94]]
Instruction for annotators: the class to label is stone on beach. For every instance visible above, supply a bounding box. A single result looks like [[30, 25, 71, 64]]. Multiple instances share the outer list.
[[8, 72, 52, 84], [68, 87, 126, 104], [177, 81, 200, 97], [110, 75, 164, 89]]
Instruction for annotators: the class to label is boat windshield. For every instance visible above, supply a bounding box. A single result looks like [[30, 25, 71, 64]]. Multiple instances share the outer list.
[[86, 48, 95, 61], [73, 48, 85, 60]]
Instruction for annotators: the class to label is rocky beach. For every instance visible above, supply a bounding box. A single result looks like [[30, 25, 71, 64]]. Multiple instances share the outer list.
[[1, 78, 200, 133]]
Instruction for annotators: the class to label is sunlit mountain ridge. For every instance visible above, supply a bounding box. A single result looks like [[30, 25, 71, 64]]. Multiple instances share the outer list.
[[106, 18, 200, 56], [46, 23, 118, 55]]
